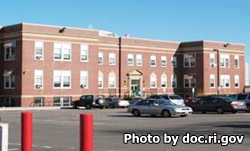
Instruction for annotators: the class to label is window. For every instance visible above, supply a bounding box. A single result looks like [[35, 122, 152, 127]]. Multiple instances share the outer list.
[[150, 73, 157, 88], [80, 71, 88, 88], [2, 97, 15, 107], [235, 75, 239, 88], [150, 55, 156, 67], [80, 44, 88, 62], [4, 75, 15, 89], [171, 56, 177, 68], [34, 70, 43, 89], [220, 54, 230, 68], [109, 72, 116, 88], [98, 52, 103, 64], [136, 54, 142, 66], [98, 71, 103, 88], [210, 74, 215, 88], [34, 97, 44, 107], [184, 74, 196, 88], [220, 75, 230, 88], [161, 56, 167, 67], [235, 55, 239, 68], [4, 41, 16, 61], [184, 54, 196, 67], [161, 74, 167, 88], [171, 74, 177, 88], [127, 54, 134, 66], [109, 53, 116, 65], [53, 70, 71, 88], [210, 53, 216, 67], [54, 43, 71, 61], [35, 41, 44, 60]]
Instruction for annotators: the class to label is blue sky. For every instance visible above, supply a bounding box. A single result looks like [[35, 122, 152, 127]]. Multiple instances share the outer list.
[[0, 0, 249, 64]]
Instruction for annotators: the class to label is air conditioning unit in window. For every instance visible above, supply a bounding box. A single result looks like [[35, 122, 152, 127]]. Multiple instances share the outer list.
[[35, 84, 42, 89], [211, 63, 217, 67], [80, 84, 86, 88], [36, 56, 43, 59]]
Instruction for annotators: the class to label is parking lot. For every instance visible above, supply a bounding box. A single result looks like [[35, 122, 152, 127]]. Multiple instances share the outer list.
[[0, 108, 250, 151]]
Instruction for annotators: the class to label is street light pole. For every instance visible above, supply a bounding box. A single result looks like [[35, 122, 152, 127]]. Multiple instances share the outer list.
[[213, 49, 220, 95]]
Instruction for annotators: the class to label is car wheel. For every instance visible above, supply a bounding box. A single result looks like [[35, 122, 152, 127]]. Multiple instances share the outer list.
[[180, 115, 187, 117], [109, 104, 115, 109], [150, 114, 156, 117], [162, 110, 171, 117], [216, 107, 224, 114], [132, 109, 141, 117], [85, 103, 92, 109], [231, 111, 237, 114], [202, 111, 206, 114], [73, 104, 78, 109]]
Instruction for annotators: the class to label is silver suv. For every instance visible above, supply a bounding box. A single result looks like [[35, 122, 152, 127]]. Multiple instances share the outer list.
[[234, 93, 250, 111], [147, 94, 185, 106]]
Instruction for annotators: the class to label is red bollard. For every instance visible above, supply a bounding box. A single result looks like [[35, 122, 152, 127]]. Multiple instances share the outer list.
[[80, 114, 93, 151], [21, 112, 33, 151]]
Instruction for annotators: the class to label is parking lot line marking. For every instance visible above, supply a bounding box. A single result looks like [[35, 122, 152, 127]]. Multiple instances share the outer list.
[[8, 148, 18, 151], [41, 146, 52, 149]]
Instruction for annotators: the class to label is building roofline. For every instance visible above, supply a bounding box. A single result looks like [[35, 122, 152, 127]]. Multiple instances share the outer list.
[[121, 36, 180, 44], [182, 40, 245, 46]]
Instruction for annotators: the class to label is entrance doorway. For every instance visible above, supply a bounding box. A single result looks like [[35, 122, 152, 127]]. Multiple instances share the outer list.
[[131, 80, 140, 96]]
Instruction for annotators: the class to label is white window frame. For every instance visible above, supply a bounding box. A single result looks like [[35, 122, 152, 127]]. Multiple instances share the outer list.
[[220, 75, 230, 88], [4, 47, 16, 61], [150, 77, 157, 88], [80, 44, 88, 62], [220, 54, 230, 68], [161, 56, 167, 67], [171, 75, 177, 88], [109, 53, 116, 65], [161, 76, 167, 88], [53, 70, 71, 89], [109, 75, 116, 88], [184, 54, 196, 67], [235, 75, 239, 88], [184, 74, 196, 88], [234, 55, 239, 68], [4, 75, 15, 89], [35, 41, 44, 60], [54, 43, 71, 61], [127, 54, 134, 66], [210, 74, 215, 88], [80, 71, 88, 88], [34, 70, 43, 89], [171, 56, 177, 68], [136, 54, 142, 66], [150, 55, 156, 67], [98, 76, 103, 89], [210, 53, 216, 67], [98, 52, 104, 65]]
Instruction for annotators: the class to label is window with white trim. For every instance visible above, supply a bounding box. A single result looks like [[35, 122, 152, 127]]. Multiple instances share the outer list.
[[150, 55, 156, 67], [235, 75, 239, 88], [184, 74, 196, 88], [80, 44, 88, 62], [34, 70, 43, 89], [210, 53, 216, 67], [98, 52, 103, 64], [171, 74, 177, 88], [80, 71, 88, 88], [109, 53, 116, 65], [161, 74, 167, 88], [150, 73, 157, 88], [127, 54, 134, 66], [234, 55, 239, 68], [53, 70, 71, 88], [4, 75, 15, 89], [109, 73, 116, 88], [54, 43, 71, 61], [35, 41, 44, 60], [161, 56, 167, 67], [184, 54, 196, 67], [220, 75, 230, 88], [34, 97, 44, 107], [210, 74, 215, 88], [220, 54, 230, 68], [136, 54, 142, 66], [98, 71, 103, 88], [4, 41, 16, 61], [171, 56, 177, 68]]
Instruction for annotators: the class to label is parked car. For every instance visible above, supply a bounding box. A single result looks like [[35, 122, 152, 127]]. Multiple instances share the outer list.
[[127, 99, 193, 117], [123, 97, 143, 105], [106, 97, 130, 108], [147, 94, 185, 106], [233, 93, 250, 111], [71, 95, 106, 109], [186, 96, 247, 114], [185, 97, 201, 106]]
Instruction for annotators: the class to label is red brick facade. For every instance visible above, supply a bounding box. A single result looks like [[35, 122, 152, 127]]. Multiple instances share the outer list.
[[0, 23, 245, 107]]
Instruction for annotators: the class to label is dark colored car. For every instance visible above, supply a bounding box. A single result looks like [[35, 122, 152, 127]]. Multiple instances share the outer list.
[[71, 95, 106, 109], [123, 97, 143, 105], [187, 96, 246, 114]]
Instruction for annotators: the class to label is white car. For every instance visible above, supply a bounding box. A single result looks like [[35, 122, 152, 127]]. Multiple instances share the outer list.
[[106, 97, 130, 108], [147, 94, 185, 106]]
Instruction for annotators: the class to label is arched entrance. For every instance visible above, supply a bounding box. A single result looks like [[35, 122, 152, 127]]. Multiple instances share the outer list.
[[126, 70, 143, 97]]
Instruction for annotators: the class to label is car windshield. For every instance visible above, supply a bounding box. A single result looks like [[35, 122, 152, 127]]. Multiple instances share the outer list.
[[169, 95, 183, 100], [157, 100, 175, 106], [220, 97, 236, 102]]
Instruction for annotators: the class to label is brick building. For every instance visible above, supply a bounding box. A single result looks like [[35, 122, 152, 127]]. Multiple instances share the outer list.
[[0, 23, 245, 107]]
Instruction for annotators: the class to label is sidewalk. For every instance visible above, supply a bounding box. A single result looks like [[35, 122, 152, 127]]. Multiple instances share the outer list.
[[0, 106, 72, 111]]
